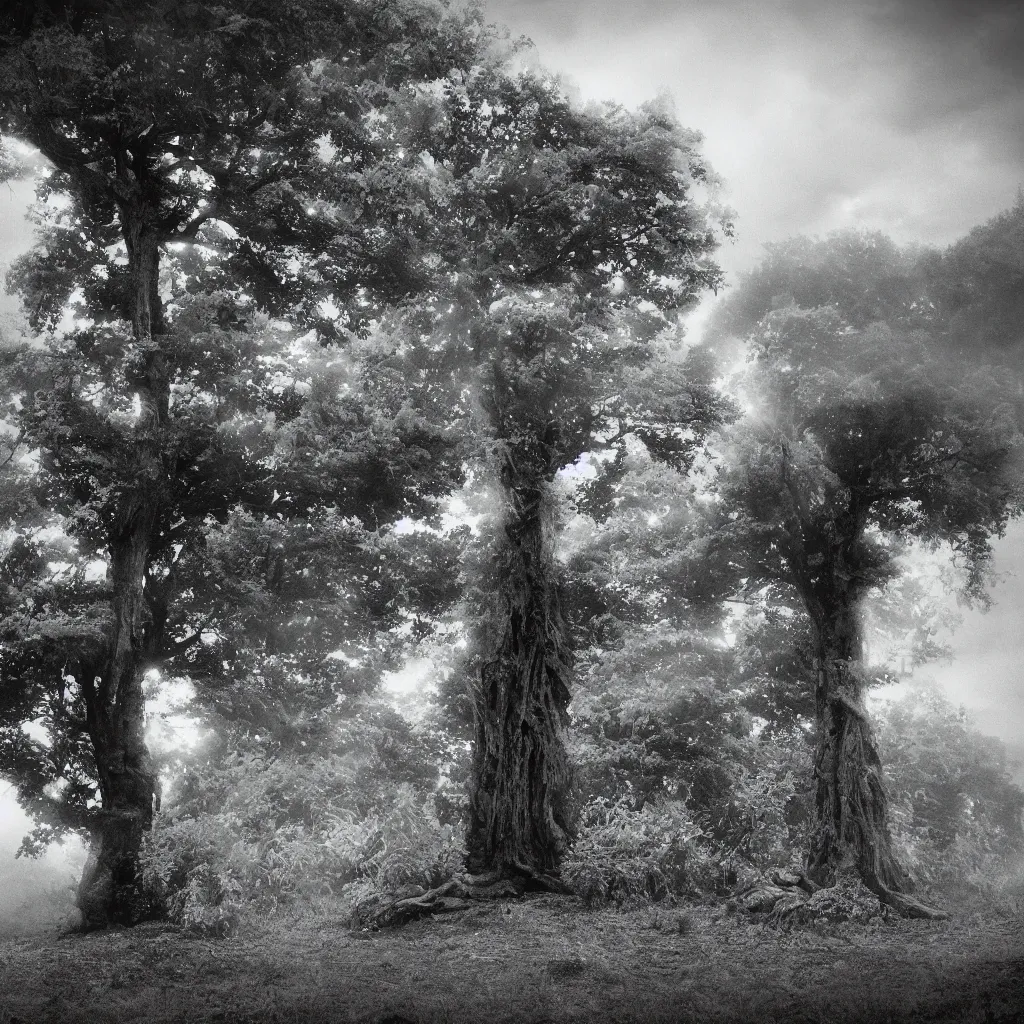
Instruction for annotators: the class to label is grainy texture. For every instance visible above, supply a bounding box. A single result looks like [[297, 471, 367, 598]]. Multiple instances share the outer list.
[[1, 890, 1021, 1023]]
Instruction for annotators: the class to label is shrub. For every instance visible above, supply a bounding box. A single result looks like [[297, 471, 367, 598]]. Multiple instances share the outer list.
[[336, 783, 465, 891], [141, 816, 246, 935], [563, 797, 706, 905], [142, 758, 463, 931], [876, 683, 1024, 891], [700, 727, 814, 879]]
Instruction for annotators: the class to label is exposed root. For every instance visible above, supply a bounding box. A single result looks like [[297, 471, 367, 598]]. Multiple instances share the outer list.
[[734, 868, 820, 915], [738, 869, 947, 925], [873, 884, 950, 921], [350, 870, 573, 930], [508, 861, 575, 896]]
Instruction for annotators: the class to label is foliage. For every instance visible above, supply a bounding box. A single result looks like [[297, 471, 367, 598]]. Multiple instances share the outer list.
[[0, 0, 1021, 934], [0, 0, 512, 336], [923, 191, 1024, 363], [710, 230, 929, 348], [562, 796, 704, 906], [703, 726, 813, 879], [142, 708, 461, 932], [876, 683, 1024, 889], [0, 0, 485, 924]]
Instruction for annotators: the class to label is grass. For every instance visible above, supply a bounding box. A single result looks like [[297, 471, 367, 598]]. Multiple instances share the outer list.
[[0, 886, 1022, 1023]]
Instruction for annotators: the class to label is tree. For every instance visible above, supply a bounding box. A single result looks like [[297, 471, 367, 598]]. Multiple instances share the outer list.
[[417, 85, 732, 887], [0, 290, 467, 925], [0, 0, 489, 927], [923, 192, 1024, 364], [349, 78, 735, 923], [705, 232, 1022, 914]]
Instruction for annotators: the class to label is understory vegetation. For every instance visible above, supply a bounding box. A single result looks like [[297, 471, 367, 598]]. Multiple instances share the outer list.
[[131, 679, 1024, 935]]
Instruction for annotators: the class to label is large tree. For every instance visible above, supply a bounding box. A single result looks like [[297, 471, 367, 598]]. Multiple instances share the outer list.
[[0, 289, 464, 927], [351, 77, 734, 922], [405, 85, 733, 885], [705, 232, 1022, 914], [0, 0, 490, 927]]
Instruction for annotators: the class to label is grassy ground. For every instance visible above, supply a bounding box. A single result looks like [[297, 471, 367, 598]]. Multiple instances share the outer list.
[[0, 888, 1022, 1024]]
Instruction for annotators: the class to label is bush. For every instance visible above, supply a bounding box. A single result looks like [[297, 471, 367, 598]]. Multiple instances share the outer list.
[[876, 683, 1024, 891], [142, 757, 463, 932], [700, 727, 814, 880], [335, 784, 464, 891], [563, 797, 708, 905]]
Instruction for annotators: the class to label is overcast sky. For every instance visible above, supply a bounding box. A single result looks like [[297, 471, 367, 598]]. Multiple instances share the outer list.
[[487, 0, 1023, 276]]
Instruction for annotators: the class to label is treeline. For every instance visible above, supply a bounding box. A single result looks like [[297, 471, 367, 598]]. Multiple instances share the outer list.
[[0, 0, 1021, 932]]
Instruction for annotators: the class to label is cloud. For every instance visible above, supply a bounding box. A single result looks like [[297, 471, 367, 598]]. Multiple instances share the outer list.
[[485, 0, 1024, 273]]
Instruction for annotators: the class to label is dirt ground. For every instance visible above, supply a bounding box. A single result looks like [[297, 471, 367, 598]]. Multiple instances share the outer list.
[[0, 889, 1022, 1024]]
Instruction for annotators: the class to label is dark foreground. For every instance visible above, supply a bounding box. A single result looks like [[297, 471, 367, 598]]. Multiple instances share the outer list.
[[0, 890, 1021, 1023]]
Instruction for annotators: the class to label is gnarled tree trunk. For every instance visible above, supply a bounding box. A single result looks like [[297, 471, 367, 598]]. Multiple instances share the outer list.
[[466, 446, 574, 886], [806, 600, 909, 893], [804, 587, 943, 917], [77, 208, 167, 928], [778, 451, 946, 919]]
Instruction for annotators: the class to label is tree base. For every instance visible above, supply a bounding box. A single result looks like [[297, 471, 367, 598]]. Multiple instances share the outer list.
[[735, 870, 948, 924], [872, 884, 949, 921], [77, 845, 162, 931], [351, 869, 573, 930]]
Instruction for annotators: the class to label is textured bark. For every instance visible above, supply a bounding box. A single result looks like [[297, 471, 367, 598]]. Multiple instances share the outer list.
[[77, 503, 161, 929], [775, 440, 914, 906], [76, 206, 165, 928], [466, 448, 575, 883], [803, 588, 920, 907], [807, 647, 910, 893], [785, 523, 946, 918]]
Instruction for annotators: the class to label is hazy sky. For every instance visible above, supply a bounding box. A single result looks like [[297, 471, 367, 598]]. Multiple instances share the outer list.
[[486, 0, 1024, 276]]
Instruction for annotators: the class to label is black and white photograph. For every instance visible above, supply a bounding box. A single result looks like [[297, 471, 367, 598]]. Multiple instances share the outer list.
[[0, 1, 1022, 1021]]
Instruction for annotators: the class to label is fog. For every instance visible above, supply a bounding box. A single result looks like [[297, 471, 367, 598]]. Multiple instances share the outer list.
[[0, 788, 84, 936]]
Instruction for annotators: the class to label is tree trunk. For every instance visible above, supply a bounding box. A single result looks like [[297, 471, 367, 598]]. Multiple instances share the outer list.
[[76, 207, 165, 928], [77, 499, 162, 928], [805, 599, 911, 895], [466, 447, 574, 885], [779, 453, 945, 917]]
